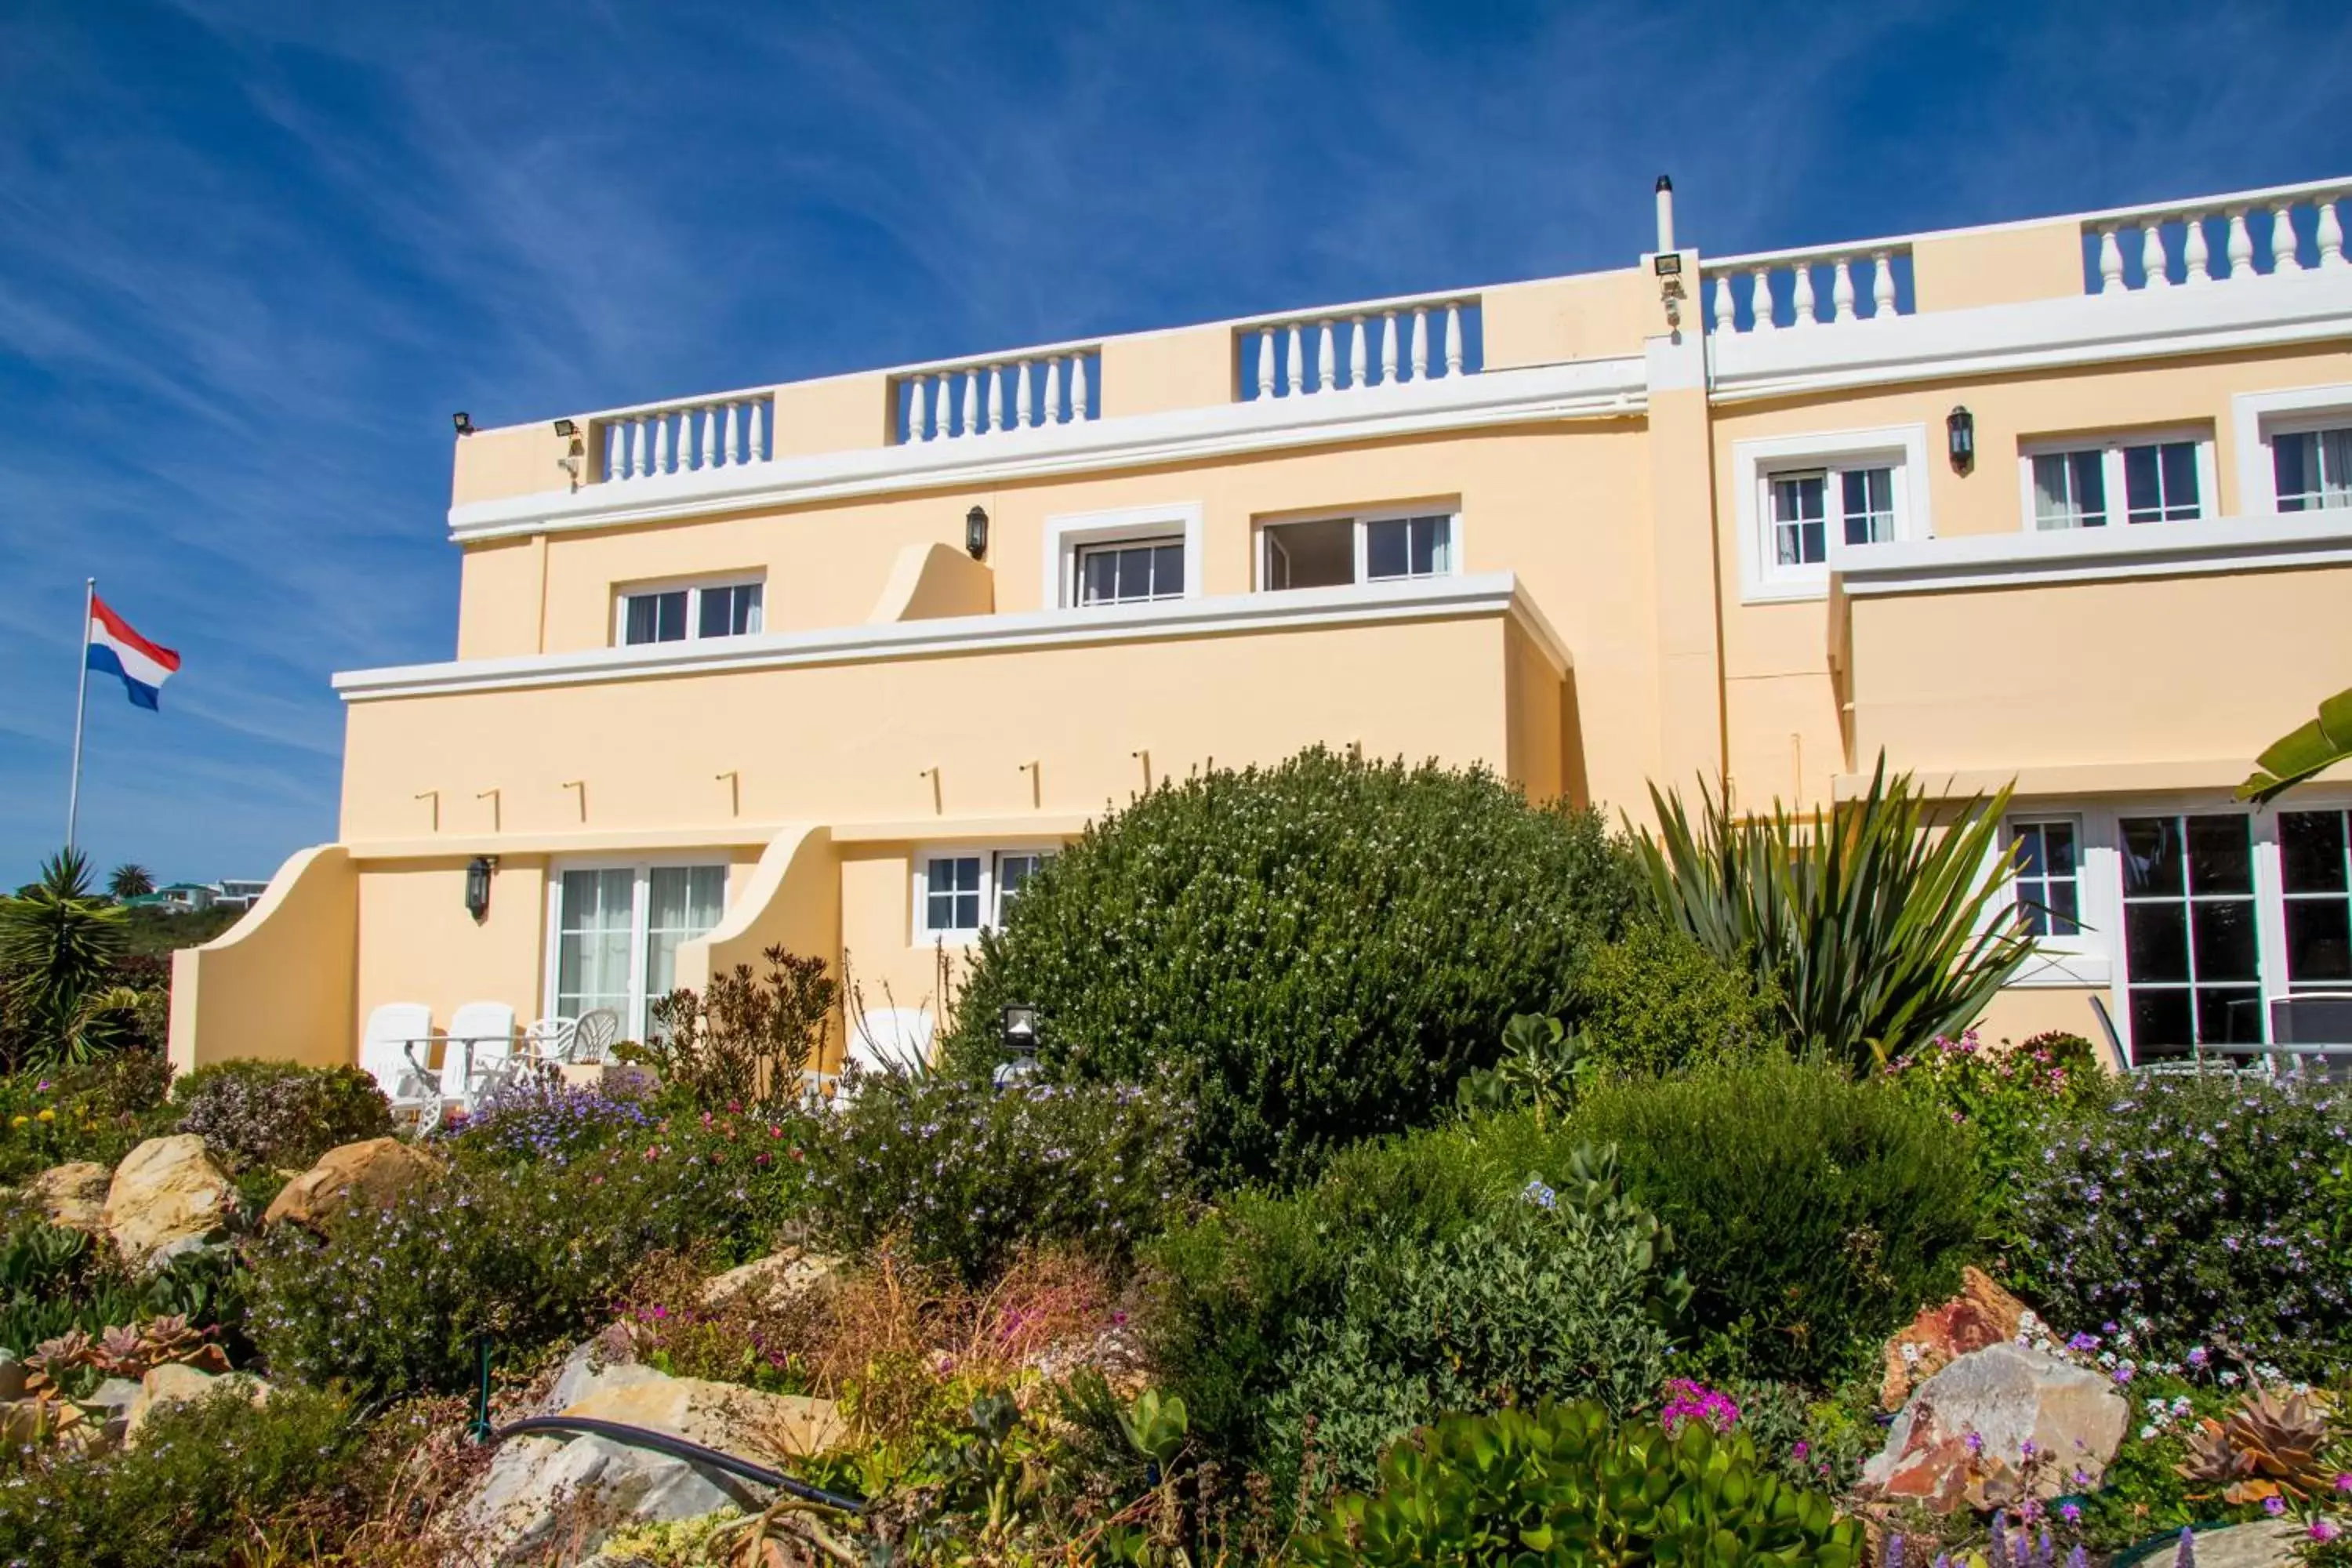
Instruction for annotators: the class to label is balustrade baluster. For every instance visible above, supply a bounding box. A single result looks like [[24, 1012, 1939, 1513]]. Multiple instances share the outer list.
[[1348, 315, 1367, 387], [1749, 267, 1776, 331], [2226, 209, 2253, 281], [1380, 312, 1399, 383], [996, 366, 1011, 431], [2141, 223, 2171, 289], [1443, 303, 1462, 373], [1871, 252, 1896, 317], [1018, 361, 1036, 426], [906, 376, 925, 441], [1073, 353, 1091, 421], [1831, 260, 1856, 323], [608, 422, 626, 481], [1316, 321, 1334, 392], [636, 416, 654, 477], [654, 412, 671, 474], [940, 375, 959, 439], [2097, 227, 2125, 292], [713, 402, 733, 467], [1791, 263, 1817, 326], [2318, 200, 2346, 270], [2184, 215, 2212, 283], [964, 369, 982, 434], [2273, 203, 2304, 273], [1410, 307, 1429, 377], [751, 399, 769, 462], [1285, 325, 1304, 396], [1254, 332, 1275, 399], [1046, 356, 1065, 423], [1711, 274, 1735, 333]]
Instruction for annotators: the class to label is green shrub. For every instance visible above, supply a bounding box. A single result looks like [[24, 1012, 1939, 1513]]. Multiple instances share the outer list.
[[805, 1072, 1192, 1286], [2009, 1073, 2350, 1377], [167, 1058, 392, 1173], [945, 748, 1637, 1187], [0, 1382, 367, 1567], [1568, 921, 1787, 1076], [443, 1075, 659, 1168], [1146, 1116, 1686, 1484], [1886, 1028, 2107, 1252], [1571, 1055, 1982, 1385], [0, 1218, 247, 1359], [1267, 1146, 1686, 1486], [0, 1051, 172, 1183], [1287, 1398, 1864, 1568], [250, 1105, 811, 1397]]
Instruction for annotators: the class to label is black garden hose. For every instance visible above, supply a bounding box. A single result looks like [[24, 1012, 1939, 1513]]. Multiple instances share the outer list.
[[491, 1414, 866, 1514]]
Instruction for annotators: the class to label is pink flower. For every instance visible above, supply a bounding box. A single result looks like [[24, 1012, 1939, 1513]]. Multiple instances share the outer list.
[[2060, 1504, 2082, 1525], [2309, 1519, 2339, 1544], [2338, 1474, 2352, 1494]]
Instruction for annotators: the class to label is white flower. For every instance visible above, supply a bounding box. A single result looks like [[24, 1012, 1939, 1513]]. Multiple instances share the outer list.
[[2138, 1423, 2158, 1439], [1901, 1343, 1922, 1366]]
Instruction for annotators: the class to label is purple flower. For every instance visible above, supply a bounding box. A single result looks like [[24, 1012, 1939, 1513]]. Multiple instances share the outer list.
[[2263, 1497, 2286, 1518], [2310, 1519, 2340, 1543], [2067, 1333, 2101, 1352], [2060, 1503, 2082, 1525], [2187, 1347, 2208, 1367], [1964, 1431, 1984, 1454]]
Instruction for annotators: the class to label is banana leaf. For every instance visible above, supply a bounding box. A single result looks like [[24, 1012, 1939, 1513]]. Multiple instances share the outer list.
[[2238, 684, 2352, 803]]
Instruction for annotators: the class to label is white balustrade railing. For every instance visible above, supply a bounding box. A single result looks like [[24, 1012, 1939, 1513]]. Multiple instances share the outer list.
[[1234, 293, 1482, 401], [891, 347, 1102, 445], [2083, 178, 2352, 292], [1702, 244, 1911, 334], [593, 393, 774, 483]]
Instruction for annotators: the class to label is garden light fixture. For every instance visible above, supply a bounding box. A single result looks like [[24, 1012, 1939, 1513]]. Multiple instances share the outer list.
[[994, 1003, 1039, 1089], [1947, 405, 1975, 474], [967, 505, 989, 561]]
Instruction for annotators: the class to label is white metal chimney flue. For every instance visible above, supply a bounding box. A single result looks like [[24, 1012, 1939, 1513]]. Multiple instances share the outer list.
[[1654, 175, 1675, 254]]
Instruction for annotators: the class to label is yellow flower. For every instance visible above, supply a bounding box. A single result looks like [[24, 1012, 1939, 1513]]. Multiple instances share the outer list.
[[8, 1116, 26, 1129], [34, 1109, 55, 1123]]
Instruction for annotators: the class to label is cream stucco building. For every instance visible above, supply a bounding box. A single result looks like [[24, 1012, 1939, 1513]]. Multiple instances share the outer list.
[[172, 174, 2352, 1076]]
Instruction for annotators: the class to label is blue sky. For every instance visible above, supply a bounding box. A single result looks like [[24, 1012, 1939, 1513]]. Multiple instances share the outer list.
[[5, 0, 2352, 885]]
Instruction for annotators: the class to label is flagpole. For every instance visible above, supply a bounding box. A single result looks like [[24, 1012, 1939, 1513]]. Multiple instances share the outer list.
[[65, 578, 93, 855]]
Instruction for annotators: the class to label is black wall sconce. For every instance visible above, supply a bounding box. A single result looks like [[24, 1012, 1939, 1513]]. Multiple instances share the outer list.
[[464, 855, 497, 923], [966, 505, 989, 561], [1947, 406, 1976, 475], [452, 412, 475, 437]]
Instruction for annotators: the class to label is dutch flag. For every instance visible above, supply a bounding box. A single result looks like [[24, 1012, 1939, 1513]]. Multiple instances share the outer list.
[[86, 595, 180, 711]]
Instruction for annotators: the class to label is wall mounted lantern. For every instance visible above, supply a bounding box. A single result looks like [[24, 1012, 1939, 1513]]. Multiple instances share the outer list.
[[464, 855, 496, 924], [967, 505, 989, 561], [1947, 406, 1976, 475]]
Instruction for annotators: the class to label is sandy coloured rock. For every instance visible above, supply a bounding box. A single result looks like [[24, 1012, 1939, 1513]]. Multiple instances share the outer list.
[[698, 1249, 838, 1308], [263, 1136, 443, 1231], [30, 1161, 114, 1233], [1859, 1342, 2127, 1512], [122, 1363, 270, 1446], [1879, 1265, 2032, 1410], [101, 1136, 236, 1272]]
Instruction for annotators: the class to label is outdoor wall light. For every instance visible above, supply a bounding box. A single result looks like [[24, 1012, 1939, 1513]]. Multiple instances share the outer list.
[[452, 412, 475, 437], [993, 1003, 1039, 1090], [1947, 406, 1976, 475], [966, 505, 989, 561], [464, 855, 497, 924], [552, 418, 579, 439]]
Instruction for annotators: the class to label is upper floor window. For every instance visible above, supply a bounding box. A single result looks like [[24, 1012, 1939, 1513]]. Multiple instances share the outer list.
[[1767, 466, 1893, 568], [2023, 433, 2210, 530], [1261, 509, 1457, 590], [619, 579, 764, 646], [1077, 539, 1185, 606], [1732, 426, 1926, 603], [2270, 423, 2352, 513]]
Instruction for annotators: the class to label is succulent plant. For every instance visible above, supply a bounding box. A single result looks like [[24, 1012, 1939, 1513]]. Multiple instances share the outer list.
[[22, 1312, 230, 1402], [2178, 1382, 2336, 1505]]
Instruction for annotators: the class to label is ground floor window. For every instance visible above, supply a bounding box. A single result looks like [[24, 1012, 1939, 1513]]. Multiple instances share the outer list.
[[914, 846, 1058, 943], [550, 862, 728, 1040]]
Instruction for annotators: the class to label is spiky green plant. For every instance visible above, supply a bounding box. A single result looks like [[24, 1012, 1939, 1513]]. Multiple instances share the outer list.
[[1631, 755, 2033, 1070], [106, 862, 154, 901], [0, 849, 131, 1065]]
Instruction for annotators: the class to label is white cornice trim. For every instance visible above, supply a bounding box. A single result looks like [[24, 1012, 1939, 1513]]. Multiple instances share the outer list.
[[1709, 270, 2352, 404], [333, 573, 1569, 702], [1831, 508, 2352, 595], [448, 360, 1648, 543]]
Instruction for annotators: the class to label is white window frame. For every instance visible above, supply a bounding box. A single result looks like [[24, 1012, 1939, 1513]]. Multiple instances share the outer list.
[[542, 859, 733, 1036], [1733, 426, 1929, 603], [612, 575, 767, 647], [2230, 383, 2352, 515], [2015, 428, 2217, 533], [1998, 812, 2111, 986], [911, 844, 1062, 946], [1256, 504, 1463, 591], [1042, 503, 1203, 610]]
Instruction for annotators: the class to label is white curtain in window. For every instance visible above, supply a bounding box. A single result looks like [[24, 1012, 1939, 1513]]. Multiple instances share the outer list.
[[642, 866, 727, 1036], [556, 869, 635, 1019]]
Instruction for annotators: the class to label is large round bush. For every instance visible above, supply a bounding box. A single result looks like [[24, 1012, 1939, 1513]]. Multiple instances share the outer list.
[[945, 748, 1635, 1185], [169, 1058, 391, 1172]]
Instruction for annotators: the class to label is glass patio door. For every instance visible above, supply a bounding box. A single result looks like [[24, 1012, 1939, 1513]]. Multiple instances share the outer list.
[[549, 863, 728, 1040], [554, 869, 635, 1022]]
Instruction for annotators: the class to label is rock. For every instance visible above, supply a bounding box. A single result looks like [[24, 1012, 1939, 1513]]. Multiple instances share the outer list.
[[698, 1249, 837, 1309], [2179, 1521, 2305, 1568], [122, 1363, 270, 1445], [263, 1137, 441, 1232], [1880, 1265, 2031, 1410], [31, 1162, 114, 1232], [86, 1374, 143, 1444], [0, 1352, 26, 1403], [1858, 1343, 2127, 1512], [101, 1135, 236, 1272], [447, 1352, 846, 1565]]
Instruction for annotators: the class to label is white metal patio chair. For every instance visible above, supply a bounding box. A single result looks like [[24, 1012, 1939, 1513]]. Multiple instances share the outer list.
[[359, 1002, 442, 1130], [569, 1007, 621, 1065], [438, 1000, 519, 1116], [521, 1015, 579, 1066]]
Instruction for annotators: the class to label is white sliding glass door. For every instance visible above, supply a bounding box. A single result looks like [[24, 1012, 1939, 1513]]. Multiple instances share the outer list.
[[549, 862, 729, 1040]]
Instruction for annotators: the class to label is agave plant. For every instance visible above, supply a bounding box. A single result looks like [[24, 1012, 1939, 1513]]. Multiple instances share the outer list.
[[2179, 1383, 2337, 1506], [1631, 753, 2035, 1071], [0, 848, 130, 1065]]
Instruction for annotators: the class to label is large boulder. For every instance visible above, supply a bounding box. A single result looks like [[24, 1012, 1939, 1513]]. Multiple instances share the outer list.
[[122, 1363, 270, 1446], [445, 1351, 845, 1565], [101, 1136, 236, 1272], [698, 1249, 837, 1309], [1880, 1265, 2031, 1410], [263, 1137, 441, 1232], [1860, 1342, 2127, 1512], [30, 1162, 114, 1233], [2180, 1521, 2307, 1568]]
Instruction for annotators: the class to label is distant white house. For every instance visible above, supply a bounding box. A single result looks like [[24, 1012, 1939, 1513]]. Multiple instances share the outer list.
[[124, 879, 269, 914]]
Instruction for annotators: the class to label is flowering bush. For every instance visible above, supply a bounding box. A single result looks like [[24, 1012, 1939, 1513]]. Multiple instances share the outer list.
[[444, 1074, 657, 1167], [805, 1071, 1192, 1286], [0, 1051, 171, 1182], [1658, 1377, 1740, 1436], [2010, 1073, 2351, 1377], [168, 1058, 391, 1172], [942, 748, 1637, 1186], [250, 1106, 811, 1397]]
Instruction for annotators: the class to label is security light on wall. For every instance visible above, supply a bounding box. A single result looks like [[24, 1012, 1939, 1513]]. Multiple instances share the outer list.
[[1947, 406, 1976, 474], [967, 505, 989, 561], [452, 412, 475, 437], [553, 419, 579, 438]]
